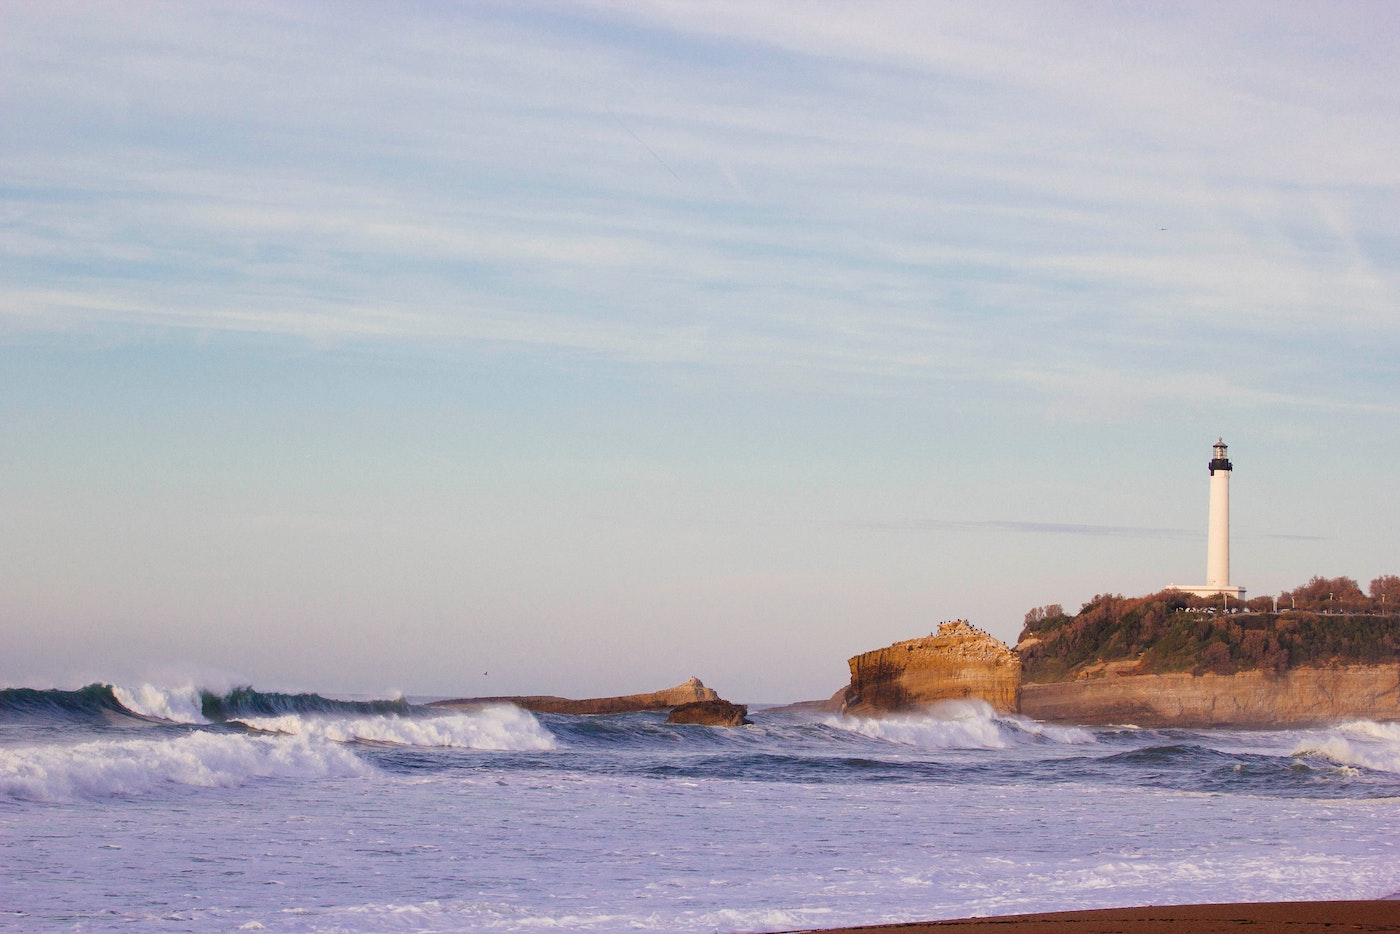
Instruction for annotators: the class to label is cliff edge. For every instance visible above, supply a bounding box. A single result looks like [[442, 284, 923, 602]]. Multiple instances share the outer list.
[[1013, 587, 1400, 726], [1021, 664, 1400, 727], [839, 621, 1021, 716]]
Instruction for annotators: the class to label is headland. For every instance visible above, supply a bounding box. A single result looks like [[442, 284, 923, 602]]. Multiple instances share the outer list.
[[826, 576, 1400, 727], [1016, 585, 1400, 726]]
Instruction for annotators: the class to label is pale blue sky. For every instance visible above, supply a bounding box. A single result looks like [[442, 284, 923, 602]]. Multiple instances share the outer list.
[[2, 2, 1397, 700]]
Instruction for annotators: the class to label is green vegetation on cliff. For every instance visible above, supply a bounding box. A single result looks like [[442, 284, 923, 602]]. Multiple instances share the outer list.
[[1018, 575, 1400, 684]]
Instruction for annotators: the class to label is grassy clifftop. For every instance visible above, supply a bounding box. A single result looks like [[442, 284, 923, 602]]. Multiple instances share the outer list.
[[1017, 588, 1400, 685]]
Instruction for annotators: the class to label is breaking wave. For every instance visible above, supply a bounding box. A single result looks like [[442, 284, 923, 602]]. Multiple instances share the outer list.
[[236, 706, 558, 751], [1292, 720, 1400, 775], [0, 683, 422, 726], [112, 684, 208, 724], [0, 731, 370, 803], [829, 700, 1095, 749], [199, 687, 414, 721]]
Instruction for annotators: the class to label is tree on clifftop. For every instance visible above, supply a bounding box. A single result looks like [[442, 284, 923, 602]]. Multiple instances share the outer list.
[[1023, 604, 1065, 628], [1280, 576, 1368, 614], [1372, 575, 1400, 612], [1017, 577, 1400, 683]]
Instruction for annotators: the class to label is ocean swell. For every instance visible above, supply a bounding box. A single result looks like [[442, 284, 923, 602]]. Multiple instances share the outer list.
[[0, 684, 135, 721], [200, 687, 413, 721], [0, 683, 421, 727]]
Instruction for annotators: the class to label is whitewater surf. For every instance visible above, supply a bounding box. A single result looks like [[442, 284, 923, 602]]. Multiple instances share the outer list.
[[3, 684, 1400, 931]]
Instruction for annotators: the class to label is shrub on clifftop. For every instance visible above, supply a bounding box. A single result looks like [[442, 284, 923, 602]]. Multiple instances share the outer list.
[[1017, 580, 1400, 684]]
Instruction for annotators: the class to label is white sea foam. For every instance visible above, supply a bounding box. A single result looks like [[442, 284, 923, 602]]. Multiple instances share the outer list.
[[112, 683, 208, 724], [698, 906, 838, 931], [1338, 719, 1400, 744], [235, 706, 558, 751], [833, 706, 1009, 749], [1001, 714, 1097, 745], [0, 731, 369, 802], [222, 898, 840, 932], [830, 700, 1095, 749], [1291, 720, 1400, 774]]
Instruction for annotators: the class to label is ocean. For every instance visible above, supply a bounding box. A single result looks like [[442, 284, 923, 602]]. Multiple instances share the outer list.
[[3, 685, 1400, 932]]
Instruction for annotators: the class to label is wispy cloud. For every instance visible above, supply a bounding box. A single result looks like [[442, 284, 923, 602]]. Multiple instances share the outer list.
[[841, 517, 1199, 539], [835, 518, 1326, 542], [2, 1, 1397, 419]]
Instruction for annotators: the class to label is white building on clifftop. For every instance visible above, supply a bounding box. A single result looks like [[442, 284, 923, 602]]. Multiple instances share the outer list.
[[1170, 438, 1246, 601]]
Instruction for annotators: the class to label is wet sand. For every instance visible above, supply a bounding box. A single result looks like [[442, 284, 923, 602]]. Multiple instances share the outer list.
[[786, 900, 1400, 933]]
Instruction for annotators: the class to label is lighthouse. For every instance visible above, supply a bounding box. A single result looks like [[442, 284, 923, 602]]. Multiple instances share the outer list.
[[1205, 438, 1231, 590], [1171, 438, 1245, 600]]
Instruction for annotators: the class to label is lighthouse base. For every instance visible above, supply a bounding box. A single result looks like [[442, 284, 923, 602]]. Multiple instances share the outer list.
[[1168, 585, 1246, 600]]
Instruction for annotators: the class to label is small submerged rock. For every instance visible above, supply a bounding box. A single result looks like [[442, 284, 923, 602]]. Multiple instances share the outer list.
[[666, 699, 751, 727]]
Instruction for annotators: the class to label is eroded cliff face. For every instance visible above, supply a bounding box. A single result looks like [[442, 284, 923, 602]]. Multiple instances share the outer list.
[[1021, 665, 1400, 727], [432, 677, 721, 715], [840, 621, 1021, 716]]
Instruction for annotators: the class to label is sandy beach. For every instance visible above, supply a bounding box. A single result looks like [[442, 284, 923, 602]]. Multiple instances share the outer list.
[[789, 900, 1400, 933]]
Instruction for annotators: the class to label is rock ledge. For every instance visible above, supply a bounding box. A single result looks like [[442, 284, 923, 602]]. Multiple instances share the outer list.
[[432, 677, 720, 716]]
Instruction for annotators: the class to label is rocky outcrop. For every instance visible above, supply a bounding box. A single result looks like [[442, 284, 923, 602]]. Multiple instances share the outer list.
[[1021, 664, 1400, 727], [666, 699, 751, 727], [822, 613, 1400, 726], [431, 677, 721, 716], [839, 621, 1021, 716]]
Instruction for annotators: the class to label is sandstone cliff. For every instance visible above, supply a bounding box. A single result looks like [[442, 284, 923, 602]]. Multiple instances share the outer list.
[[1021, 664, 1400, 727], [432, 677, 720, 715], [839, 621, 1021, 716]]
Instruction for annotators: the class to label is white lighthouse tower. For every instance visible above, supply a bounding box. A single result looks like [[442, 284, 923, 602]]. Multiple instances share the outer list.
[[1172, 438, 1245, 600], [1205, 438, 1232, 590]]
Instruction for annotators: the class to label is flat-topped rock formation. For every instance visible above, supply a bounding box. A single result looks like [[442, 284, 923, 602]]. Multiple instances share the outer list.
[[1021, 664, 1400, 728], [839, 621, 1021, 716], [666, 699, 751, 726], [431, 677, 721, 716]]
